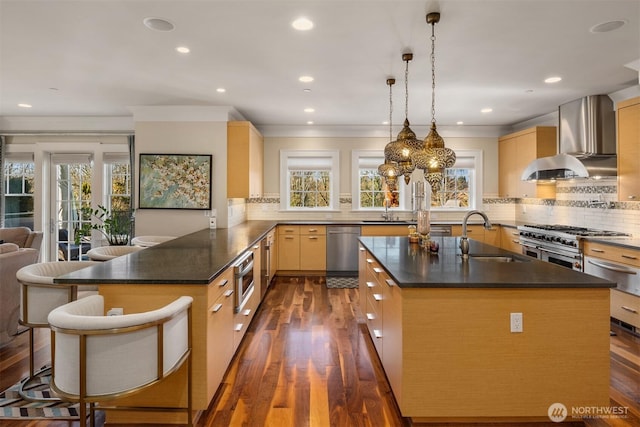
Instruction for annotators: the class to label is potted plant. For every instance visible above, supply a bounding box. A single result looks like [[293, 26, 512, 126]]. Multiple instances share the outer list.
[[74, 205, 132, 246]]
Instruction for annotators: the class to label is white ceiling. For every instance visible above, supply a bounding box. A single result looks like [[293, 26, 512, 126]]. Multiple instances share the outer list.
[[1, 0, 638, 132]]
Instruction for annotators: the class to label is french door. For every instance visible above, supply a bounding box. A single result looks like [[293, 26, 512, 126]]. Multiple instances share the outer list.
[[50, 154, 93, 261]]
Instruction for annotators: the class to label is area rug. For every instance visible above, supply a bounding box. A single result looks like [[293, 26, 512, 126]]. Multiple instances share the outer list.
[[326, 277, 358, 288], [0, 372, 79, 419]]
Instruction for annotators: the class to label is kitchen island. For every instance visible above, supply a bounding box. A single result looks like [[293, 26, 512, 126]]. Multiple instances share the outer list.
[[359, 235, 614, 423]]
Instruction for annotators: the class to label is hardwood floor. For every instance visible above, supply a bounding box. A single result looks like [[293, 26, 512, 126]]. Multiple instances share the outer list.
[[1, 276, 639, 427]]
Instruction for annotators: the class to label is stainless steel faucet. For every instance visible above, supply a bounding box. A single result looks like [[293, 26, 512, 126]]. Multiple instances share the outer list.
[[459, 210, 492, 259]]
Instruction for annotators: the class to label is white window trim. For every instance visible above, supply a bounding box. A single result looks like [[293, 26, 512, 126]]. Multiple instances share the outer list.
[[280, 150, 340, 211], [351, 150, 411, 211], [435, 149, 483, 211]]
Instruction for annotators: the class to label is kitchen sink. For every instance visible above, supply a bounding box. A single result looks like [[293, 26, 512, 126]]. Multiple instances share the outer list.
[[467, 255, 529, 263]]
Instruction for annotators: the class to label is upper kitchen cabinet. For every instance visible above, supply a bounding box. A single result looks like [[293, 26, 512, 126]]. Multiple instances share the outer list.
[[617, 97, 640, 202], [498, 126, 556, 199], [227, 121, 264, 199]]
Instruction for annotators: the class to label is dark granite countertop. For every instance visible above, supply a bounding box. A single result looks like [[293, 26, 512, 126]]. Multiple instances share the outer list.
[[55, 221, 278, 285], [359, 236, 615, 289]]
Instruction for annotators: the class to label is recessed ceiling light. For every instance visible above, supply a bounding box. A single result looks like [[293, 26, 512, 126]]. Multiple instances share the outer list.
[[456, 121, 464, 125], [590, 20, 626, 33], [176, 46, 190, 54], [307, 121, 314, 125], [292, 17, 314, 31], [143, 17, 175, 32], [299, 76, 314, 83], [304, 108, 315, 113], [545, 76, 562, 83], [216, 88, 226, 93], [480, 108, 493, 113], [18, 103, 32, 108]]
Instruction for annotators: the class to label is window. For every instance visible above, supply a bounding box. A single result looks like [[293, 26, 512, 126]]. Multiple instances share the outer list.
[[280, 150, 339, 210], [3, 154, 35, 228], [430, 150, 482, 210], [104, 153, 131, 214], [351, 151, 406, 210]]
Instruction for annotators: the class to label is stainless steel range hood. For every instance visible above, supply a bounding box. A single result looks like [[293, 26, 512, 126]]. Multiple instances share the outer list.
[[521, 95, 616, 181]]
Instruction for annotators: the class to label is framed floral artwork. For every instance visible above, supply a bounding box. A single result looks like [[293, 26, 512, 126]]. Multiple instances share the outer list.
[[139, 153, 212, 209]]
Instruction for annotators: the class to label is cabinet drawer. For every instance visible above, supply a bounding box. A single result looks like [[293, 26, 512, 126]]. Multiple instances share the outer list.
[[583, 242, 640, 268], [365, 297, 383, 356], [278, 225, 300, 235], [208, 268, 233, 305], [611, 289, 640, 328], [301, 225, 326, 235]]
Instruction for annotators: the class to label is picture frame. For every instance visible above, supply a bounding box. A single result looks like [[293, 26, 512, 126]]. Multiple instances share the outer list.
[[139, 153, 212, 210]]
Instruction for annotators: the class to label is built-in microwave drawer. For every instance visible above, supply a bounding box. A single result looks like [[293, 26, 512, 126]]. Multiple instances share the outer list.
[[584, 256, 640, 297]]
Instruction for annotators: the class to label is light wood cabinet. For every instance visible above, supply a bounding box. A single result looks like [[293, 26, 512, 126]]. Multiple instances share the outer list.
[[227, 121, 263, 198], [300, 226, 326, 271], [358, 244, 368, 314], [611, 289, 640, 328], [276, 225, 326, 271], [499, 226, 522, 253], [277, 226, 300, 271], [206, 269, 235, 398], [498, 126, 557, 198], [364, 255, 385, 357], [583, 241, 640, 268], [361, 225, 410, 236], [617, 97, 640, 202]]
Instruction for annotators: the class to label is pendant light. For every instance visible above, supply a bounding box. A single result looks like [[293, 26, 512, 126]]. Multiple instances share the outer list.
[[415, 12, 456, 191], [384, 53, 421, 184], [378, 78, 400, 187]]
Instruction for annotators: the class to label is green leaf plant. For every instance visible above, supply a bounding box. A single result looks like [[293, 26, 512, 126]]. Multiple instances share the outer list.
[[74, 205, 131, 246]]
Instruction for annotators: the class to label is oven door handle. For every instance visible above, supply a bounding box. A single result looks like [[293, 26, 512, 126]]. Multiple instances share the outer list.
[[587, 259, 637, 275], [539, 247, 579, 259], [235, 259, 254, 277]]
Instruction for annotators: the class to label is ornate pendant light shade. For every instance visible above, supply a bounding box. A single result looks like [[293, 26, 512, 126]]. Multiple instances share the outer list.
[[384, 53, 420, 184], [415, 12, 456, 191], [378, 78, 400, 186]]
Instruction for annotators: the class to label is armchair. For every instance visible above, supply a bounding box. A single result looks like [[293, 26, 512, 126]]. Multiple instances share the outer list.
[[0, 243, 39, 347], [0, 227, 43, 252], [48, 294, 193, 427]]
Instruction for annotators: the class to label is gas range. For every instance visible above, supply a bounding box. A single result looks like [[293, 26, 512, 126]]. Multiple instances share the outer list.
[[517, 224, 630, 271]]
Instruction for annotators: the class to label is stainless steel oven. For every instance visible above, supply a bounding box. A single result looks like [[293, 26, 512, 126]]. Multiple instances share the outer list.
[[233, 251, 255, 313]]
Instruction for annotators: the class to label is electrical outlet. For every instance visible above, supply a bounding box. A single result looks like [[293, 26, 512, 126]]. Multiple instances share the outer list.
[[209, 217, 217, 229], [510, 312, 523, 333]]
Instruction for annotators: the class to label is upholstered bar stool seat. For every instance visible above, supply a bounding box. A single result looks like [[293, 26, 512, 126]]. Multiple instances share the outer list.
[[86, 245, 143, 261], [131, 235, 175, 247], [17, 260, 100, 401], [48, 294, 193, 427]]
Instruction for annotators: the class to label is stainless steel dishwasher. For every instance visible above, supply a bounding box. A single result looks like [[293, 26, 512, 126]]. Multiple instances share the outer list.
[[326, 226, 361, 276]]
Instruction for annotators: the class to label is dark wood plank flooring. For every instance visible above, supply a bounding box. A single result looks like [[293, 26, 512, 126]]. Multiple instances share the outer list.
[[1, 275, 638, 426]]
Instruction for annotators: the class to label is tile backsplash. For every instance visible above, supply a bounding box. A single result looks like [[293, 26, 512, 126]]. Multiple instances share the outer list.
[[243, 178, 639, 237]]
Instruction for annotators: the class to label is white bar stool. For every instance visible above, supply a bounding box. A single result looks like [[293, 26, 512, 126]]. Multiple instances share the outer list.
[[131, 235, 176, 247], [86, 245, 143, 261]]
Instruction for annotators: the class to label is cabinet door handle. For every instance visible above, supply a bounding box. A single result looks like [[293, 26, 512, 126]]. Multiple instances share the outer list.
[[512, 239, 520, 244], [242, 308, 252, 316], [628, 195, 637, 200], [253, 245, 260, 249], [366, 313, 375, 320], [219, 279, 229, 288], [308, 236, 318, 240], [359, 247, 366, 252], [366, 258, 374, 264], [366, 281, 375, 288], [511, 231, 519, 236], [234, 323, 244, 332], [224, 289, 234, 297], [621, 305, 638, 314], [308, 228, 318, 232], [373, 293, 382, 301], [285, 236, 294, 240], [621, 254, 638, 260], [373, 267, 383, 274], [211, 303, 223, 313], [284, 229, 295, 233], [590, 248, 605, 253], [373, 329, 383, 339], [385, 279, 396, 287]]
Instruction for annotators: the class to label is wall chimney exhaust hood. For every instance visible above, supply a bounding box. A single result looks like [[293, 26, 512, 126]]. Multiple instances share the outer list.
[[521, 95, 616, 182]]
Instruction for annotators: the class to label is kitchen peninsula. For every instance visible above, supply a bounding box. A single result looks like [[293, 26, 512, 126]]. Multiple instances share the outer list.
[[53, 222, 614, 424], [359, 235, 614, 423]]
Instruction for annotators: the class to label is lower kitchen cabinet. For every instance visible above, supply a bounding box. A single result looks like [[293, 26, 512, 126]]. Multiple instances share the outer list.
[[611, 289, 640, 328], [206, 269, 235, 398], [500, 226, 522, 253], [277, 225, 326, 271], [361, 225, 409, 236]]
